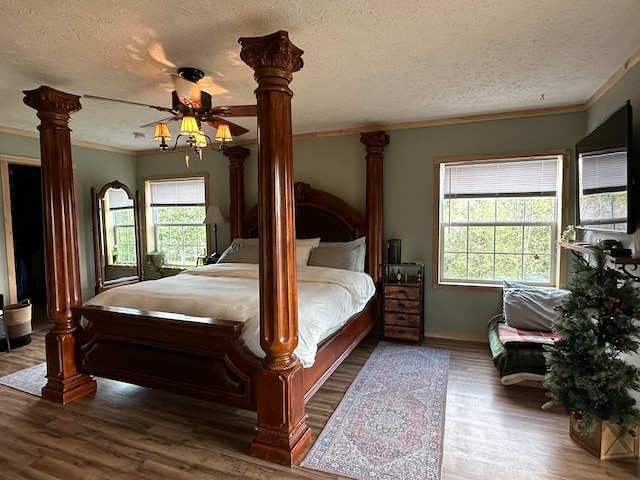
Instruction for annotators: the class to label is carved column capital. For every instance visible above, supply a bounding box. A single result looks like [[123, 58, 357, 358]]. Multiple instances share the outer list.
[[239, 30, 303, 75], [360, 131, 390, 156], [23, 86, 81, 124], [239, 31, 303, 95], [224, 145, 251, 166]]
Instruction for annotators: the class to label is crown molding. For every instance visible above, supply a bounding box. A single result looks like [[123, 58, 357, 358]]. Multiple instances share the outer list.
[[0, 125, 136, 155], [585, 46, 640, 109]]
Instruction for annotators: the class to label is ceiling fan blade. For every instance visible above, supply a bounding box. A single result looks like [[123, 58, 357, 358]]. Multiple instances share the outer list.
[[204, 117, 249, 137], [139, 115, 180, 129], [172, 74, 202, 108], [83, 95, 176, 114], [212, 105, 257, 117]]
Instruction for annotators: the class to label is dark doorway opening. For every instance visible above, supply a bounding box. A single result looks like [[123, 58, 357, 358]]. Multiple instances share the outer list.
[[8, 163, 47, 328]]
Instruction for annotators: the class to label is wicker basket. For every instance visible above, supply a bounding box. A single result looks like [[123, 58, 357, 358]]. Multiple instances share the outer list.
[[4, 299, 32, 348]]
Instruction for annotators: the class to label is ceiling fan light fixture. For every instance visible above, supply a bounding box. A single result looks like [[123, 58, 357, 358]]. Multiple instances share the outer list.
[[153, 122, 172, 141], [153, 122, 172, 150], [215, 124, 233, 144], [194, 131, 208, 149], [180, 115, 200, 136]]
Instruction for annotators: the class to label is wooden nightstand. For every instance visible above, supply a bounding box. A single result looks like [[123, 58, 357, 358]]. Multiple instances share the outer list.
[[383, 262, 425, 344]]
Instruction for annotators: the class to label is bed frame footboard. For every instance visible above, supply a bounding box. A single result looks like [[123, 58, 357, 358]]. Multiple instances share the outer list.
[[74, 305, 260, 410]]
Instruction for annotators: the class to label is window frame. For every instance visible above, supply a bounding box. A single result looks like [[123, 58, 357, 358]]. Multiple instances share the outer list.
[[143, 173, 210, 268], [433, 151, 570, 289]]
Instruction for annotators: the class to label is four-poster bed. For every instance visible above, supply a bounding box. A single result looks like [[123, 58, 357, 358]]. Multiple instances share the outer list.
[[23, 30, 390, 466]]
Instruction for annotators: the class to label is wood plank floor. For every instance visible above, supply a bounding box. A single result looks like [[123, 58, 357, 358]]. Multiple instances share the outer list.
[[0, 327, 638, 479]]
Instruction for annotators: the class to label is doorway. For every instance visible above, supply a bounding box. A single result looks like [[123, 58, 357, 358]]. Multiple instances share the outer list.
[[6, 162, 47, 328]]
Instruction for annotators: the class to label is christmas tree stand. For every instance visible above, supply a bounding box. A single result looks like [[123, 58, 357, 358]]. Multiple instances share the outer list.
[[570, 418, 639, 460]]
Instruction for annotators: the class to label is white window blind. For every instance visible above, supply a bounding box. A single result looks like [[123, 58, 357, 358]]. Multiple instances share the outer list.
[[106, 188, 133, 210], [443, 158, 558, 197], [149, 178, 205, 206], [580, 151, 627, 193]]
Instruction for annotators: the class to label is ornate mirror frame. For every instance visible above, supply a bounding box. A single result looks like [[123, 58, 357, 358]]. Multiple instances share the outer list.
[[91, 180, 143, 294]]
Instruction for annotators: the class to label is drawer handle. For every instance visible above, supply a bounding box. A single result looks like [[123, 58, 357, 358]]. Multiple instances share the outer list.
[[398, 303, 406, 308], [398, 289, 406, 294], [398, 316, 405, 321], [398, 330, 405, 334]]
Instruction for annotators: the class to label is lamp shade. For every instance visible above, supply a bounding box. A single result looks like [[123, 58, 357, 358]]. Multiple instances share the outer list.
[[215, 124, 233, 143], [180, 115, 200, 136], [153, 123, 172, 141], [203, 206, 228, 225], [194, 131, 208, 148]]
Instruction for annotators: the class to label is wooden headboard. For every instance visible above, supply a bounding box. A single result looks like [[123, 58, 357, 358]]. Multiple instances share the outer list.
[[241, 182, 366, 242]]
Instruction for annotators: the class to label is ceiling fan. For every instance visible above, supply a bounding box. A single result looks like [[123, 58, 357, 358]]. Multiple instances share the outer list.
[[84, 67, 257, 150]]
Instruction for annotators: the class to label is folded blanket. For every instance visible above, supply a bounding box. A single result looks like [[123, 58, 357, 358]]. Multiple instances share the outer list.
[[498, 322, 561, 349]]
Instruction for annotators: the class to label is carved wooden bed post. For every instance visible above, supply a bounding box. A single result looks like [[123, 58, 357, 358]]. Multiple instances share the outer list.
[[239, 31, 309, 465], [23, 86, 97, 403], [224, 146, 250, 239], [361, 131, 389, 283]]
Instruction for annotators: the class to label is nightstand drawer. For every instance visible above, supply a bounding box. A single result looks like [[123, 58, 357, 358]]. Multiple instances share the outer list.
[[384, 285, 420, 300], [384, 325, 421, 342], [384, 312, 420, 328], [384, 299, 421, 314]]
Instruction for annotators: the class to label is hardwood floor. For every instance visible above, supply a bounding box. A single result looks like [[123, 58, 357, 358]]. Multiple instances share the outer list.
[[0, 327, 638, 479]]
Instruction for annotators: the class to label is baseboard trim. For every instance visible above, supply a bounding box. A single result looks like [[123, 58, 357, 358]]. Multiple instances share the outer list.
[[424, 330, 488, 345]]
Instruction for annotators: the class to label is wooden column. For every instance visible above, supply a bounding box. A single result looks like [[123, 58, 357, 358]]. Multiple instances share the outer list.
[[224, 146, 250, 239], [23, 86, 97, 403], [360, 131, 389, 283], [239, 30, 309, 466]]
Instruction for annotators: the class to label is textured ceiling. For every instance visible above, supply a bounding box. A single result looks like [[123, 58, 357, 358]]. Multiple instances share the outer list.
[[2, 0, 640, 152]]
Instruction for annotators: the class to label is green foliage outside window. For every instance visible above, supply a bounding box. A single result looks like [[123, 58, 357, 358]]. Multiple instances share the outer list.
[[113, 209, 136, 265], [441, 196, 556, 284], [580, 191, 627, 231], [154, 206, 206, 266]]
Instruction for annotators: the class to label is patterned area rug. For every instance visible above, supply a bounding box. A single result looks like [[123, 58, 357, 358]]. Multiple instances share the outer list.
[[0, 362, 46, 396], [301, 342, 449, 480]]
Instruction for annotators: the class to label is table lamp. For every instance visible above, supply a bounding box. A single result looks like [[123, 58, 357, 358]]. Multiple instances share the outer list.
[[203, 206, 228, 262]]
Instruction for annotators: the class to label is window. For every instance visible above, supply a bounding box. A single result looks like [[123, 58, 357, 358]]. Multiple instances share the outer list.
[[436, 154, 564, 287], [105, 188, 136, 265], [145, 177, 207, 267], [578, 151, 627, 231]]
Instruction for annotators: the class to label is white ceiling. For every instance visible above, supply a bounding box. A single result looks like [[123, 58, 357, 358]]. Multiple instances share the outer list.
[[2, 0, 640, 153]]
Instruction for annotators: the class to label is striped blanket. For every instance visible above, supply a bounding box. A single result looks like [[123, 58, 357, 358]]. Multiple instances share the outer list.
[[498, 322, 560, 349]]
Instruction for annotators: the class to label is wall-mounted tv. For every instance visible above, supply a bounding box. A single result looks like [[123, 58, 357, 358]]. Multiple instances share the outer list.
[[575, 100, 636, 234]]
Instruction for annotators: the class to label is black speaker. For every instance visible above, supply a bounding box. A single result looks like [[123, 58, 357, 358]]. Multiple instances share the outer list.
[[388, 239, 401, 263]]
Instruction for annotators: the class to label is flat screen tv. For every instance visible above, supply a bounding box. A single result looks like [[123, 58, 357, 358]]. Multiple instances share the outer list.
[[575, 100, 636, 234]]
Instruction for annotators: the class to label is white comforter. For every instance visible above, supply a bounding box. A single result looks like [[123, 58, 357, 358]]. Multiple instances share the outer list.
[[85, 263, 376, 367]]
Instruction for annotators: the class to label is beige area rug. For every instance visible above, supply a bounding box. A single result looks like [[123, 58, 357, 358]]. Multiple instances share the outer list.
[[301, 341, 449, 480], [0, 362, 46, 396]]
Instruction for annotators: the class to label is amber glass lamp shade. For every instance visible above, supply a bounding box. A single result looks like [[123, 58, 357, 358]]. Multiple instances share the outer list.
[[215, 124, 233, 143], [194, 131, 208, 149], [180, 116, 200, 136], [153, 123, 172, 141]]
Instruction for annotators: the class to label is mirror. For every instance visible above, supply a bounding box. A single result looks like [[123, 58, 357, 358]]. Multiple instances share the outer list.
[[91, 180, 143, 294], [576, 101, 634, 233]]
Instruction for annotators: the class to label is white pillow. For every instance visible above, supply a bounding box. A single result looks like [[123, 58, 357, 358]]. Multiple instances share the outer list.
[[217, 244, 259, 263], [309, 237, 366, 271], [232, 237, 320, 248], [503, 287, 570, 331], [228, 238, 317, 265], [295, 245, 314, 265]]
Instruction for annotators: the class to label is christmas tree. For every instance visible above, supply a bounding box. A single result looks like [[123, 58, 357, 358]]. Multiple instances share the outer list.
[[543, 245, 640, 437]]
